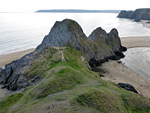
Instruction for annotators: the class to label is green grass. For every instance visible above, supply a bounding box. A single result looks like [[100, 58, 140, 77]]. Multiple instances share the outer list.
[[74, 89, 125, 113], [0, 93, 23, 113], [1, 46, 150, 113], [122, 94, 150, 113], [22, 47, 59, 78], [38, 67, 87, 98]]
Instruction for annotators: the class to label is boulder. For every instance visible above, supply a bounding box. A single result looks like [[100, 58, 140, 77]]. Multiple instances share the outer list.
[[118, 83, 138, 94]]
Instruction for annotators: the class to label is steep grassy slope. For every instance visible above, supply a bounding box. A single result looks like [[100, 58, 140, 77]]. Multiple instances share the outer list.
[[0, 47, 150, 113]]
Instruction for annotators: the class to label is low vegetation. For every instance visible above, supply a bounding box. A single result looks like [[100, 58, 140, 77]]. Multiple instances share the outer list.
[[0, 47, 150, 113]]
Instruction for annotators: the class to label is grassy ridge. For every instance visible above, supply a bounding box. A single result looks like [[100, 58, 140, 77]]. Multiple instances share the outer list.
[[0, 47, 150, 113]]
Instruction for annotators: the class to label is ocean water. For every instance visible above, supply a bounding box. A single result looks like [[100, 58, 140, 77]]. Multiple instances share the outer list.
[[0, 13, 150, 55], [121, 47, 150, 80]]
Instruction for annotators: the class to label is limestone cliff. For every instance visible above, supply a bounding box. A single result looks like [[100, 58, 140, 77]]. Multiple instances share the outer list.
[[0, 19, 126, 90], [88, 27, 126, 66], [118, 8, 150, 21]]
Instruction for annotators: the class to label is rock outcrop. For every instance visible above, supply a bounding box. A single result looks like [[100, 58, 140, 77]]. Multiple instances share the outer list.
[[118, 8, 150, 21], [118, 83, 138, 94], [88, 27, 126, 66], [0, 19, 126, 90]]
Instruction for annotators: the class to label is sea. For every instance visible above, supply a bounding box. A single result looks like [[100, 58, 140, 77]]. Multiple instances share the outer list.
[[121, 47, 150, 80], [0, 12, 150, 55]]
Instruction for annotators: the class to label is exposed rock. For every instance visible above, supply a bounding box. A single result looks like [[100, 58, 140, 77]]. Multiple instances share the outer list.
[[88, 27, 126, 66], [118, 83, 138, 94], [117, 10, 134, 19], [0, 19, 126, 91], [0, 52, 37, 90], [99, 74, 105, 77], [118, 8, 150, 21]]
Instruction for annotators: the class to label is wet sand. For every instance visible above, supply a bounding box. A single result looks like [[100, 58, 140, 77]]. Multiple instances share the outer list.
[[140, 20, 150, 29], [100, 36, 150, 98], [121, 47, 150, 80], [100, 60, 150, 98]]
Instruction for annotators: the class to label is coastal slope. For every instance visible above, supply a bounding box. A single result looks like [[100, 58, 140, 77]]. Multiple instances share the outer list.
[[0, 19, 150, 113]]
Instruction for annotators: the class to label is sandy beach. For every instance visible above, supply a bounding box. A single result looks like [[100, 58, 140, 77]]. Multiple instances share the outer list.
[[121, 36, 150, 48], [101, 60, 150, 98], [0, 36, 150, 98], [0, 49, 34, 68], [100, 36, 150, 98]]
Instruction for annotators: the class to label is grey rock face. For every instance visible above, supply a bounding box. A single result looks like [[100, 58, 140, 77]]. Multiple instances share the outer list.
[[0, 52, 34, 90], [0, 19, 126, 90], [117, 10, 134, 19], [36, 19, 87, 52], [88, 27, 126, 61], [118, 8, 150, 21], [106, 28, 121, 52]]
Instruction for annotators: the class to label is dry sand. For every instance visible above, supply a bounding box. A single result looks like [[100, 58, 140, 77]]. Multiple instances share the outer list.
[[0, 36, 150, 98], [100, 60, 150, 98], [0, 85, 13, 98], [121, 36, 150, 48], [0, 49, 34, 68]]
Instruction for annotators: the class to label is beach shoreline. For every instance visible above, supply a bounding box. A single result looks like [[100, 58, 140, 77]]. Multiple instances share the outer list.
[[0, 36, 150, 98], [121, 36, 150, 48], [140, 20, 150, 29], [101, 36, 150, 98], [0, 49, 34, 68]]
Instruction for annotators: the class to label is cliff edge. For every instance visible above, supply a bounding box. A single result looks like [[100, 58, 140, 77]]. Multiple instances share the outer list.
[[118, 8, 150, 21]]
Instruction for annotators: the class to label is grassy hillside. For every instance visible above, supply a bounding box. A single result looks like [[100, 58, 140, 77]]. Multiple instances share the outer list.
[[0, 47, 150, 113]]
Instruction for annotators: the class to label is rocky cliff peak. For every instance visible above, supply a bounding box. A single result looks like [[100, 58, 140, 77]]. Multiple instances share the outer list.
[[88, 27, 107, 41], [88, 27, 125, 53], [36, 19, 87, 52], [88, 27, 126, 62], [0, 19, 126, 91]]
